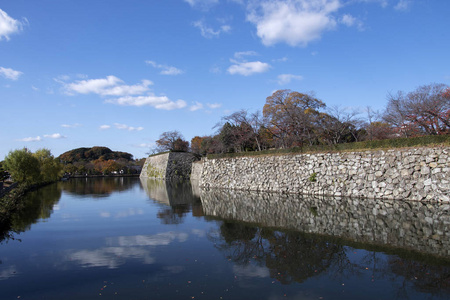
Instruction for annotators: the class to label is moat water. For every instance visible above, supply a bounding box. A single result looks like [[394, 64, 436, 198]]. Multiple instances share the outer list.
[[0, 177, 449, 299]]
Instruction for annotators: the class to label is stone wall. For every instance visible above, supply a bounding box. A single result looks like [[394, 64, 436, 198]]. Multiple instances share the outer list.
[[198, 147, 450, 202], [140, 152, 198, 180], [200, 188, 450, 257], [190, 160, 204, 181]]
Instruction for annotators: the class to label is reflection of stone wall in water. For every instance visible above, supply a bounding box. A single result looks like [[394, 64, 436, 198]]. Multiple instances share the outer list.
[[200, 189, 450, 257], [140, 178, 202, 207], [140, 152, 198, 180], [140, 178, 170, 205], [199, 147, 450, 202]]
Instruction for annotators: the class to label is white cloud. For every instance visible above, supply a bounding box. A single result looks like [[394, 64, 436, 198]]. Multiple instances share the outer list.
[[44, 133, 66, 139], [228, 60, 270, 76], [273, 56, 288, 62], [0, 66, 23, 80], [64, 76, 152, 96], [277, 74, 303, 85], [114, 123, 144, 131], [246, 0, 341, 47], [207, 103, 222, 109], [357, 0, 388, 8], [137, 143, 155, 148], [106, 95, 187, 110], [184, 0, 219, 9], [340, 14, 355, 26], [193, 20, 231, 38], [99, 125, 111, 130], [60, 74, 189, 111], [145, 61, 184, 75], [234, 51, 259, 59], [0, 9, 26, 41], [190, 101, 204, 111], [17, 136, 42, 142], [394, 0, 411, 11], [210, 65, 222, 74], [340, 14, 364, 31], [61, 123, 82, 128]]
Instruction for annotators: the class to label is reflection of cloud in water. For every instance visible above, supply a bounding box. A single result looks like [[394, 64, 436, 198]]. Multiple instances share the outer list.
[[100, 212, 111, 218], [99, 208, 144, 218], [233, 264, 269, 278], [0, 265, 19, 280], [268, 291, 323, 300], [69, 247, 154, 269], [110, 232, 188, 247], [68, 231, 189, 269], [191, 229, 206, 238], [116, 208, 144, 218], [60, 213, 81, 221], [163, 265, 185, 274]]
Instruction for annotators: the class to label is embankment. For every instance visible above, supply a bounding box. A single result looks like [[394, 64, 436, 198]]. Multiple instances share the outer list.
[[194, 147, 449, 202]]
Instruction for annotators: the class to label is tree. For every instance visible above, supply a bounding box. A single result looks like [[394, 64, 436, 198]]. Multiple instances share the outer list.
[[0, 161, 9, 182], [191, 136, 206, 155], [365, 121, 393, 140], [221, 110, 268, 152], [383, 83, 450, 136], [101, 160, 120, 174], [173, 138, 190, 152], [263, 90, 326, 148], [319, 106, 363, 144], [33, 148, 63, 182], [3, 148, 41, 184], [155, 131, 189, 152]]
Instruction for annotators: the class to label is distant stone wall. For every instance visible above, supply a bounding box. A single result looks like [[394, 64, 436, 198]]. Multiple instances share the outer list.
[[140, 152, 198, 180], [190, 160, 204, 181], [199, 147, 450, 202], [200, 189, 450, 257]]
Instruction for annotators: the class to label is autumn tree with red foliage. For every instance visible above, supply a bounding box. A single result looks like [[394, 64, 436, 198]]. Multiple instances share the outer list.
[[383, 83, 450, 136]]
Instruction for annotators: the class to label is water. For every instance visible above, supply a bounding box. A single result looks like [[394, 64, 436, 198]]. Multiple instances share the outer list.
[[0, 177, 449, 299]]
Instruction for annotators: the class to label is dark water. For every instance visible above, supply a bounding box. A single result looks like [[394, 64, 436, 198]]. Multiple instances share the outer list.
[[0, 177, 449, 300]]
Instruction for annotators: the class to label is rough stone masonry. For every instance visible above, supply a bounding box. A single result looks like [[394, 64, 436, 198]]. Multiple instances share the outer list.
[[193, 147, 450, 202]]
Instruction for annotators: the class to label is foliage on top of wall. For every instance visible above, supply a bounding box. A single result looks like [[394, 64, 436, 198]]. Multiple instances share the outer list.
[[206, 135, 450, 159]]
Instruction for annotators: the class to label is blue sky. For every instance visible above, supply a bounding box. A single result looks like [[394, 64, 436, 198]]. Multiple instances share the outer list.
[[1, 0, 449, 159]]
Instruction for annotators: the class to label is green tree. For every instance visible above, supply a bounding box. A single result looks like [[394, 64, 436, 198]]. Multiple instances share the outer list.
[[33, 148, 63, 182], [0, 161, 9, 182], [4, 148, 41, 184]]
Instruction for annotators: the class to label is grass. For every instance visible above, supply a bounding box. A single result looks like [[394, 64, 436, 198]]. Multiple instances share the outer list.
[[206, 135, 450, 159]]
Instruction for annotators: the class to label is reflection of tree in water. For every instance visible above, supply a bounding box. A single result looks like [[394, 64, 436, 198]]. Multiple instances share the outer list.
[[0, 221, 15, 243], [0, 183, 62, 243], [265, 231, 345, 284], [11, 183, 62, 232], [388, 257, 450, 297], [212, 220, 450, 297], [212, 221, 346, 284], [62, 177, 138, 198], [157, 205, 191, 225]]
